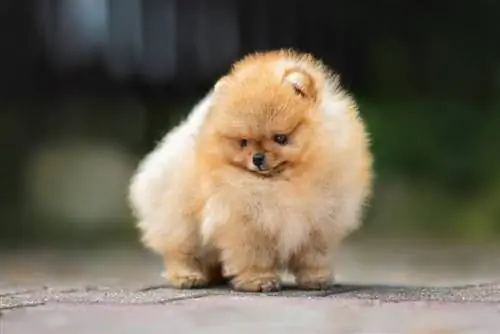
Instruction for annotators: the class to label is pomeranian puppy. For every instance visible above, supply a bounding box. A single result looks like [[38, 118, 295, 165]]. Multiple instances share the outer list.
[[128, 49, 373, 292]]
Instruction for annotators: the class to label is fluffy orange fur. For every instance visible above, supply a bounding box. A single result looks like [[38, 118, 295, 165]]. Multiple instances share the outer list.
[[128, 49, 373, 292]]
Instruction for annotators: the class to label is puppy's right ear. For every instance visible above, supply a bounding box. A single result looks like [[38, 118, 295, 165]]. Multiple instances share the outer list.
[[283, 67, 317, 100]]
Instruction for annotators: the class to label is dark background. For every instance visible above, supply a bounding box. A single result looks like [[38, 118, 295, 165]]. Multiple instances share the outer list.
[[2, 0, 500, 252]]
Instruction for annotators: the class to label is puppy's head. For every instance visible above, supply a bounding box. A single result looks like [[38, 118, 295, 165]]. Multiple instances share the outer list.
[[200, 51, 323, 177]]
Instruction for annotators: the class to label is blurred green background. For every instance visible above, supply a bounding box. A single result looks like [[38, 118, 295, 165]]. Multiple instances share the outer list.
[[1, 0, 499, 256]]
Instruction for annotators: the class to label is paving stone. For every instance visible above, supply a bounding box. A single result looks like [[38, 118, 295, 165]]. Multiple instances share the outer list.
[[2, 294, 500, 334]]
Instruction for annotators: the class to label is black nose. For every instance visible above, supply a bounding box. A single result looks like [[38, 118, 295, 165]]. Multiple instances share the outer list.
[[252, 152, 266, 168]]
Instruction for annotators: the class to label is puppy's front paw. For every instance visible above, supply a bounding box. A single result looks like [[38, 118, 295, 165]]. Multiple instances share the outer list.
[[168, 272, 208, 289], [231, 273, 281, 292], [295, 272, 334, 291]]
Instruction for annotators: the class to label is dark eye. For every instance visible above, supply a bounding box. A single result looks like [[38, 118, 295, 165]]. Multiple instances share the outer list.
[[273, 134, 288, 145], [239, 139, 248, 148]]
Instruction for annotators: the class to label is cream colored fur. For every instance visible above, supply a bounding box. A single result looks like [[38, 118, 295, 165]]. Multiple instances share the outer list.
[[128, 49, 373, 292]]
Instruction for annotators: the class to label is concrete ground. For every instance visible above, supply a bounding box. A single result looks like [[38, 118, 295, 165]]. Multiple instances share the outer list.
[[1, 282, 500, 333], [1, 240, 500, 333]]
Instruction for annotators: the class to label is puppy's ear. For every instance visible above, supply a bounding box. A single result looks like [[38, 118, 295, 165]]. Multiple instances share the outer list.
[[214, 75, 229, 92], [283, 67, 316, 100]]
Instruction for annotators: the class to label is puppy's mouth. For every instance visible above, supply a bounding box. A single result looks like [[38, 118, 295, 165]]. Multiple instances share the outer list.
[[252, 162, 287, 177], [271, 161, 288, 173]]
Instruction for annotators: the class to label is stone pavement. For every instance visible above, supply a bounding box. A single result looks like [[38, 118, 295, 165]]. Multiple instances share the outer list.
[[1, 281, 500, 333]]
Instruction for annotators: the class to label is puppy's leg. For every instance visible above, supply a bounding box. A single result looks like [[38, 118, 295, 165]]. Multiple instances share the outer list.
[[165, 247, 227, 288], [214, 226, 280, 292], [163, 251, 208, 289], [289, 232, 336, 290], [139, 214, 210, 289]]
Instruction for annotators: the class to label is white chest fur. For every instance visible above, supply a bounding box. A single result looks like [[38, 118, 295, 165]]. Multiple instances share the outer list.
[[201, 179, 328, 262]]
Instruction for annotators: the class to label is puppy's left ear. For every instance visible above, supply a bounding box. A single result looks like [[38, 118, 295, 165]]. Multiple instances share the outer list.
[[214, 75, 230, 92], [283, 67, 317, 100]]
